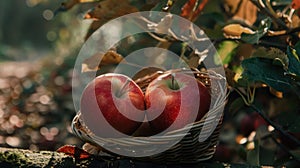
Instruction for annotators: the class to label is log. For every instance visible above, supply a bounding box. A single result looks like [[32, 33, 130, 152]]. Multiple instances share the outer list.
[[0, 147, 258, 167]]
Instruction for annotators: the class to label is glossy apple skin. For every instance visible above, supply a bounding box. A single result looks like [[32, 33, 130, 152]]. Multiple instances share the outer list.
[[145, 72, 211, 134], [80, 73, 145, 137]]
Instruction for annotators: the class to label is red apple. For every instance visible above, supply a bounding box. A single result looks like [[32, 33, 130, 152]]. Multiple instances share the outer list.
[[145, 72, 211, 134], [239, 112, 268, 136], [253, 113, 268, 130], [240, 113, 255, 136], [80, 73, 145, 137]]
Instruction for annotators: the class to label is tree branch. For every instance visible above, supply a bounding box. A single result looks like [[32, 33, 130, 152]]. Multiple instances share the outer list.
[[250, 0, 289, 30], [250, 105, 300, 146]]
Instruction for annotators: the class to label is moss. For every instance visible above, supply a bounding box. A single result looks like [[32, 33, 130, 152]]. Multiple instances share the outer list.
[[0, 150, 29, 167], [0, 148, 76, 168]]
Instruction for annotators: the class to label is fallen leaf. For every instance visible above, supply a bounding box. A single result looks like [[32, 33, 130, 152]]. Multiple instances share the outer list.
[[57, 145, 91, 159], [82, 50, 124, 72], [223, 24, 255, 39]]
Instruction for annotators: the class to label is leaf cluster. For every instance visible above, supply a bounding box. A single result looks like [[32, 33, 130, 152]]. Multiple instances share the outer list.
[[58, 0, 300, 166]]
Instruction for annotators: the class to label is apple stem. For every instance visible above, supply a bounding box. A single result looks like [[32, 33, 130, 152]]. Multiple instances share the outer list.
[[171, 73, 175, 90], [116, 79, 130, 98]]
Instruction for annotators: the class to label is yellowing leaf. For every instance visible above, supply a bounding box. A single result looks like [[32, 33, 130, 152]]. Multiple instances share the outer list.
[[223, 24, 255, 39], [269, 87, 283, 98], [223, 0, 257, 25], [81, 50, 124, 72]]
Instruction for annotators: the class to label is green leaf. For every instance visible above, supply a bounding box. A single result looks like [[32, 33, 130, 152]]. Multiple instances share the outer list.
[[236, 77, 250, 87], [247, 137, 276, 166], [241, 57, 292, 92], [278, 112, 300, 133], [150, 0, 168, 11], [203, 25, 224, 40], [215, 41, 238, 65], [290, 148, 300, 160], [271, 0, 292, 6], [294, 41, 300, 58], [241, 32, 263, 45], [247, 140, 260, 166], [252, 47, 288, 69], [259, 146, 275, 166], [241, 18, 272, 44], [195, 12, 225, 29], [287, 47, 300, 76], [228, 97, 245, 115], [169, 0, 188, 15]]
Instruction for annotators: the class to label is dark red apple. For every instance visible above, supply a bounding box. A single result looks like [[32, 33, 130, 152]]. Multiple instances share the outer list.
[[80, 73, 145, 137], [145, 72, 211, 134], [239, 112, 268, 136], [253, 113, 268, 130], [240, 113, 255, 136]]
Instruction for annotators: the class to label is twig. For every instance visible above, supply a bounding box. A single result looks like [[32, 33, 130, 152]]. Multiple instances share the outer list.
[[265, 0, 277, 17], [270, 134, 300, 164], [147, 32, 169, 42], [250, 104, 300, 146], [287, 26, 300, 35], [250, 0, 289, 30], [233, 87, 255, 106]]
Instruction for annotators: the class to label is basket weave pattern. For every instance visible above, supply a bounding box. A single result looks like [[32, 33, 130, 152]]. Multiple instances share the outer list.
[[72, 69, 226, 163]]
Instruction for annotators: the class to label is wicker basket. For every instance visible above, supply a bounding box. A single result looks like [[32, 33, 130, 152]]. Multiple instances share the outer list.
[[72, 68, 227, 163]]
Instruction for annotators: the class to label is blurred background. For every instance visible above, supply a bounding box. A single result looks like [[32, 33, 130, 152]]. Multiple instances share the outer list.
[[0, 0, 300, 167], [0, 0, 92, 151]]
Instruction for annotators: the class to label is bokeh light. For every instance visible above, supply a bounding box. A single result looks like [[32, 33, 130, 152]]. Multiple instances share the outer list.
[[43, 9, 54, 21]]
